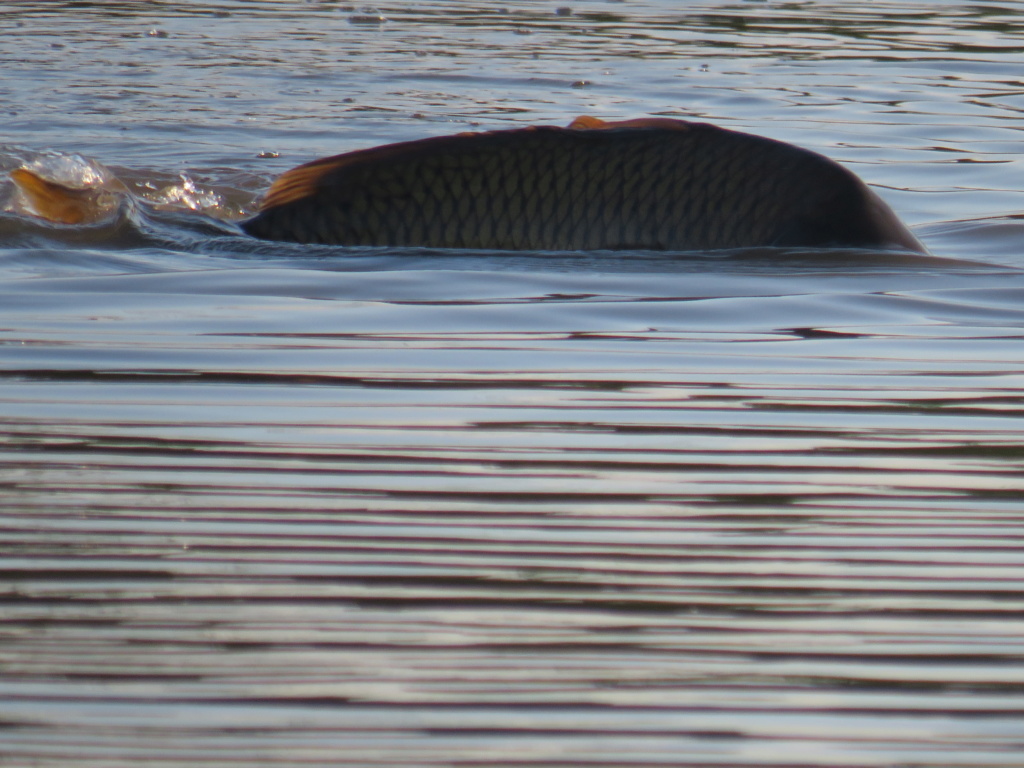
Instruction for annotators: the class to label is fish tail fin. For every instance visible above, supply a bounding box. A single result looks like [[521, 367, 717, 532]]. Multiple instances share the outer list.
[[10, 167, 91, 224]]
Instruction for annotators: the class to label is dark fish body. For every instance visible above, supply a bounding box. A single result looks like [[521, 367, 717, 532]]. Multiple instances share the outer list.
[[241, 116, 926, 253]]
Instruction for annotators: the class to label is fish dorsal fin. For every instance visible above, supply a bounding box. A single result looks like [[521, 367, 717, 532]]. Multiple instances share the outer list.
[[259, 118, 700, 211], [258, 159, 333, 210], [257, 128, 537, 211], [259, 143, 416, 210], [567, 115, 607, 129], [568, 115, 694, 131]]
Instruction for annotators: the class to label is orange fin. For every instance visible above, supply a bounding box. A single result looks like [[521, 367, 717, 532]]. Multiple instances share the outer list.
[[568, 115, 694, 131], [259, 119, 692, 212], [9, 167, 104, 225], [258, 126, 545, 211], [258, 161, 334, 211], [258, 137, 459, 211], [567, 115, 607, 129]]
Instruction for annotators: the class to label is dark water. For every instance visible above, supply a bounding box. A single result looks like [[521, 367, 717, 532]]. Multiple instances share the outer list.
[[3, 2, 1024, 766]]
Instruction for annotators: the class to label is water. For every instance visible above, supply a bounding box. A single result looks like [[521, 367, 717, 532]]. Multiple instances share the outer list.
[[2, 2, 1024, 766]]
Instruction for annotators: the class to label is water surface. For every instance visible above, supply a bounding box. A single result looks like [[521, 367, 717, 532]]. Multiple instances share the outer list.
[[2, 2, 1024, 766]]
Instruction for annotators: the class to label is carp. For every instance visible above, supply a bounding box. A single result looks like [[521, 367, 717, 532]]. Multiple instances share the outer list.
[[8, 117, 925, 253], [241, 116, 925, 253]]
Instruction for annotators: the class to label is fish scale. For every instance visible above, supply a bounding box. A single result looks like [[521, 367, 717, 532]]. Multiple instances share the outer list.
[[668, 145, 694, 232], [552, 150, 574, 235], [618, 151, 644, 241], [240, 117, 926, 254], [705, 143, 738, 246], [602, 144, 628, 247]]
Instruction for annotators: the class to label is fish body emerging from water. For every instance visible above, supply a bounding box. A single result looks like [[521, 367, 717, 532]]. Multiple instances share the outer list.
[[10, 116, 925, 253], [241, 116, 926, 253]]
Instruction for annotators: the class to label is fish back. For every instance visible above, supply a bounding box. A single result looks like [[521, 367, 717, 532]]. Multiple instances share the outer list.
[[242, 118, 924, 253]]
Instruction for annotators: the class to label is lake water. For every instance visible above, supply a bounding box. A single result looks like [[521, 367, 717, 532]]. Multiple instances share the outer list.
[[2, 1, 1024, 766]]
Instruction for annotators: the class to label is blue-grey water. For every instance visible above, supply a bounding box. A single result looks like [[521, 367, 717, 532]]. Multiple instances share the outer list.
[[2, 2, 1024, 766]]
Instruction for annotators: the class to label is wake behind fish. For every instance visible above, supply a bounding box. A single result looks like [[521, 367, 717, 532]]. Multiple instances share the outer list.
[[0, 149, 247, 261]]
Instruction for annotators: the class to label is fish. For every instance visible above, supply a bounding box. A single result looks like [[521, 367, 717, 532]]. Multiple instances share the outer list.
[[240, 116, 926, 253], [8, 117, 926, 254]]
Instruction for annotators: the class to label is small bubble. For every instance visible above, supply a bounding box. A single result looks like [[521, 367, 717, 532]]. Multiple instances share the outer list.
[[146, 28, 169, 38]]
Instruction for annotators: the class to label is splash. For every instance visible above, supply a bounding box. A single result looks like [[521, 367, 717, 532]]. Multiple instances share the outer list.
[[31, 153, 110, 186], [4, 150, 249, 232], [149, 173, 226, 215]]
